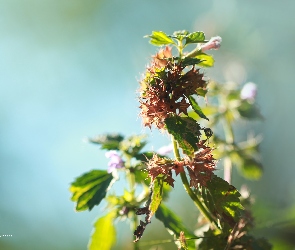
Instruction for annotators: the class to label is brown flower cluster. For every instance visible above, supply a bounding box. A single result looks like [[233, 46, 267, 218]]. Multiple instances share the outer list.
[[147, 142, 216, 188], [139, 46, 207, 129], [147, 154, 184, 187], [186, 141, 216, 187]]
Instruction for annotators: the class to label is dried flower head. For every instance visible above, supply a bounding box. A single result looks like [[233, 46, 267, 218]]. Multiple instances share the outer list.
[[139, 46, 207, 129], [186, 141, 216, 187], [146, 154, 185, 187]]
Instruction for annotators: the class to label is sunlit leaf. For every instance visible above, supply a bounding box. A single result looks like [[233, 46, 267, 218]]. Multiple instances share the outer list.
[[188, 95, 209, 121], [205, 175, 243, 225], [188, 106, 218, 121], [173, 30, 189, 41], [155, 204, 196, 250], [146, 31, 175, 46], [89, 134, 124, 150], [88, 212, 116, 250], [195, 52, 215, 67], [165, 116, 200, 157], [149, 178, 164, 214], [185, 32, 205, 45], [70, 170, 113, 211], [195, 88, 207, 97]]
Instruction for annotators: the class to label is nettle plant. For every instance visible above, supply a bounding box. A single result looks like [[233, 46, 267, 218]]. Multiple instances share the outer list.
[[70, 30, 272, 249]]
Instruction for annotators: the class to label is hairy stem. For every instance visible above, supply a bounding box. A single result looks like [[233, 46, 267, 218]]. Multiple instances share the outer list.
[[172, 137, 219, 229]]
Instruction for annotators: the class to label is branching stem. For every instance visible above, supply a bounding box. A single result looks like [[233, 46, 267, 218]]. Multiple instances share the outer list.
[[172, 137, 219, 229]]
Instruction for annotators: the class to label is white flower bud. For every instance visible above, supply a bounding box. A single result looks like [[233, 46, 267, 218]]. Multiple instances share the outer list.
[[201, 36, 222, 52]]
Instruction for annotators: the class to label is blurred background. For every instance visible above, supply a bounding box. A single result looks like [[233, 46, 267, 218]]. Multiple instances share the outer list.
[[1, 0, 295, 249]]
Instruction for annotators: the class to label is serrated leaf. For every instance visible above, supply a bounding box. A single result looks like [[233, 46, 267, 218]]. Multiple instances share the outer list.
[[70, 170, 113, 211], [147, 31, 175, 46], [205, 175, 243, 225], [188, 96, 209, 121], [173, 30, 189, 41], [181, 57, 202, 67], [149, 178, 164, 214], [89, 134, 124, 150], [155, 204, 195, 250], [164, 116, 200, 157], [88, 212, 116, 250], [185, 32, 205, 45], [240, 158, 263, 180], [195, 52, 215, 67]]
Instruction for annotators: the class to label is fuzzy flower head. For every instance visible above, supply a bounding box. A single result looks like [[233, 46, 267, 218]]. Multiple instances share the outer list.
[[139, 46, 207, 129], [240, 82, 257, 102], [105, 150, 124, 173], [200, 36, 222, 52]]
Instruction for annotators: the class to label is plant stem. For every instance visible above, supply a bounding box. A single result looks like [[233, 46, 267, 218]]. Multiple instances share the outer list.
[[185, 47, 200, 58], [222, 113, 234, 184], [132, 212, 139, 250], [172, 137, 219, 229], [125, 158, 139, 249]]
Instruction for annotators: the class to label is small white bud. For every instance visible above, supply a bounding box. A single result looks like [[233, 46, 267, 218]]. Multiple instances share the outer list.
[[201, 36, 222, 52]]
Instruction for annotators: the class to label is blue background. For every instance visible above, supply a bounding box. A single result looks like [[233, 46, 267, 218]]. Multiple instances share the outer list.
[[1, 0, 295, 249]]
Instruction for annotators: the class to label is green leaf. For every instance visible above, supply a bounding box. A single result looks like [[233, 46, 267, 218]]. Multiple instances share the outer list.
[[205, 175, 243, 226], [173, 30, 189, 41], [188, 106, 218, 121], [240, 158, 263, 180], [181, 57, 202, 67], [195, 52, 215, 67], [185, 32, 205, 45], [237, 100, 263, 120], [70, 170, 114, 211], [188, 95, 209, 121], [165, 116, 200, 157], [89, 134, 124, 150], [119, 135, 147, 157], [149, 178, 164, 214], [199, 229, 227, 250], [155, 204, 195, 250], [195, 88, 207, 97], [88, 212, 116, 250], [146, 31, 175, 46]]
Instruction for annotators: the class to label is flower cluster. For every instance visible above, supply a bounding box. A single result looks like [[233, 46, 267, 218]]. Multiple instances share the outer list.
[[105, 150, 124, 173], [186, 141, 216, 187], [146, 141, 216, 188], [139, 46, 207, 129]]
